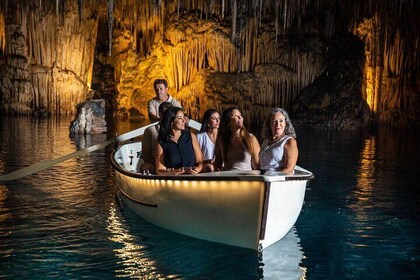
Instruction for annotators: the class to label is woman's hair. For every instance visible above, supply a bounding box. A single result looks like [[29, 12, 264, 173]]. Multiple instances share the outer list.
[[264, 107, 297, 139], [199, 109, 220, 133], [218, 107, 255, 161], [158, 102, 173, 117], [158, 106, 183, 141]]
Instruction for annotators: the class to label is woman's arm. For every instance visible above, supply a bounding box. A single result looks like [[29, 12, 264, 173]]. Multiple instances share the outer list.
[[250, 134, 261, 170], [281, 138, 298, 174], [189, 133, 203, 174]]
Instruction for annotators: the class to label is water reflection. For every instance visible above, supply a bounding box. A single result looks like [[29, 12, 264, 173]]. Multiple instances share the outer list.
[[355, 136, 376, 201], [347, 135, 378, 250], [260, 228, 306, 280], [2, 116, 417, 278], [0, 185, 11, 239], [109, 193, 305, 279], [0, 116, 77, 175], [71, 132, 108, 149], [106, 202, 169, 279]]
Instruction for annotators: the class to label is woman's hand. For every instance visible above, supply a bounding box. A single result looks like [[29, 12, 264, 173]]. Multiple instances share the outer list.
[[167, 168, 186, 175], [179, 167, 200, 174], [166, 167, 200, 175]]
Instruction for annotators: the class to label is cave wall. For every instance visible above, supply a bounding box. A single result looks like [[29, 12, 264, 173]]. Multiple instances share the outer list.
[[0, 0, 100, 115], [112, 10, 325, 126], [354, 10, 420, 126], [0, 0, 418, 129]]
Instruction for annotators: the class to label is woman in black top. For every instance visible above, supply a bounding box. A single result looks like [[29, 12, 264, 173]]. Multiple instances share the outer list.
[[155, 107, 203, 175]]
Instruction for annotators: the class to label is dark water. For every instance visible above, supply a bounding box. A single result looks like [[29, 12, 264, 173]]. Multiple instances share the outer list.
[[0, 116, 418, 279]]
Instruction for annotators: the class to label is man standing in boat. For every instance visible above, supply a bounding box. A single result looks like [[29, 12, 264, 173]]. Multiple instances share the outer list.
[[148, 79, 182, 123]]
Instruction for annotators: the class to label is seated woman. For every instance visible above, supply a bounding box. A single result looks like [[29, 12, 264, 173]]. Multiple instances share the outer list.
[[197, 109, 220, 172], [155, 107, 203, 175], [259, 107, 298, 174], [139, 102, 173, 174], [214, 107, 260, 171]]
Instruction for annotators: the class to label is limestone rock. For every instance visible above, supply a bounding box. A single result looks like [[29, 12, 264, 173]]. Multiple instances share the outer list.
[[70, 99, 107, 134]]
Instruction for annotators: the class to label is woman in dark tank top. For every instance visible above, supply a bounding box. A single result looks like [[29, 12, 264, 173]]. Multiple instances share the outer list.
[[155, 107, 203, 175]]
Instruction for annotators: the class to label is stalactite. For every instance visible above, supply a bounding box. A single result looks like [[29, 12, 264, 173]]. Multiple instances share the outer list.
[[352, 0, 419, 125], [0, 0, 100, 115], [222, 0, 225, 19], [1, 0, 418, 126], [283, 0, 287, 31], [274, 2, 279, 42], [206, 32, 238, 73], [177, 0, 180, 19], [78, 0, 83, 24], [0, 11, 5, 56], [231, 0, 237, 43], [108, 0, 113, 56]]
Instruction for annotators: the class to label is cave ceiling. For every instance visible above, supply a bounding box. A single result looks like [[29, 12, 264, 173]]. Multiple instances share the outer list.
[[0, 0, 418, 128]]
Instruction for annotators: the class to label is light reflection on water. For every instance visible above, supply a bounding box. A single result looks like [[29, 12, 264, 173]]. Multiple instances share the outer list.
[[0, 116, 305, 279], [296, 127, 419, 280], [0, 116, 418, 279], [107, 195, 306, 279], [106, 202, 163, 279]]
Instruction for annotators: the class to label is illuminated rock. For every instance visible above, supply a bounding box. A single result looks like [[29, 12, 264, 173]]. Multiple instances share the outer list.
[[70, 99, 107, 134]]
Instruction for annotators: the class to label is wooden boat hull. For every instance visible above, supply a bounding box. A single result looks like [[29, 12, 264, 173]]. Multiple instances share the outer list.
[[111, 142, 313, 250]]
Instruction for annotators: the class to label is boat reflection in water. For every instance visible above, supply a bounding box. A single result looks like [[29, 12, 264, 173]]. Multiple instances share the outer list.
[[260, 227, 306, 279], [107, 197, 306, 279]]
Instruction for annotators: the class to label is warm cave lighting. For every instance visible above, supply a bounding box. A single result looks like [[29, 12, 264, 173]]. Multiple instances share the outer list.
[[0, 13, 4, 54], [106, 204, 163, 278], [356, 137, 377, 201], [0, 185, 10, 223], [364, 66, 377, 113]]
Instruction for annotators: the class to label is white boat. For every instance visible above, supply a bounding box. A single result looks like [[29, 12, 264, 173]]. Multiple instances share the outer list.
[[111, 141, 313, 250]]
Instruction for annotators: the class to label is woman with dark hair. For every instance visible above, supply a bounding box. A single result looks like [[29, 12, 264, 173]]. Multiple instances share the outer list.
[[197, 109, 221, 172], [139, 102, 173, 174], [155, 107, 203, 175], [259, 107, 298, 174], [214, 107, 260, 171]]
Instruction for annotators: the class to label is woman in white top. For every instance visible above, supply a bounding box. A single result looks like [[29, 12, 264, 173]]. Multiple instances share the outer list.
[[259, 108, 298, 174], [197, 109, 220, 172], [214, 107, 260, 171]]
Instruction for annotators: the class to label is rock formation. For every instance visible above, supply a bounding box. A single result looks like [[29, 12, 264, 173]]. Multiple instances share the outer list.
[[0, 0, 418, 129], [70, 99, 107, 134]]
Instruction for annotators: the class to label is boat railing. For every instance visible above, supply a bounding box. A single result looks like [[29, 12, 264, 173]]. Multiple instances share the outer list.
[[111, 142, 314, 183]]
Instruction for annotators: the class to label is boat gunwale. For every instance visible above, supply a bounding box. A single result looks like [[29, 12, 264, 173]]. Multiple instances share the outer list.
[[110, 150, 314, 182], [117, 181, 158, 207]]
